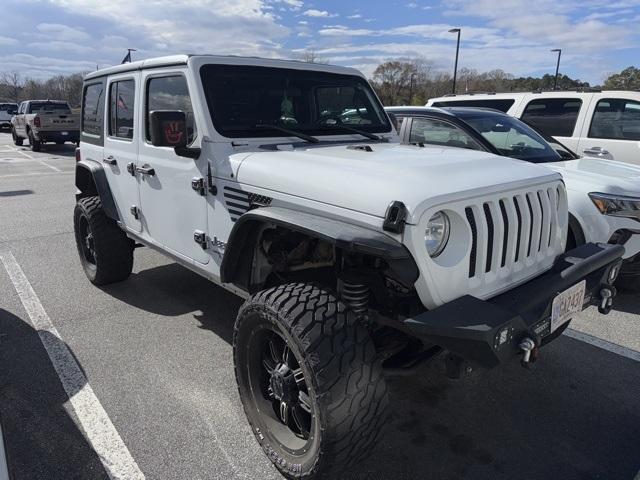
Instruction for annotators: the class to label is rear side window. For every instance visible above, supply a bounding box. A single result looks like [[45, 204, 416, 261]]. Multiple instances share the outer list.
[[431, 99, 515, 113], [146, 75, 197, 144], [82, 83, 105, 138], [521, 98, 582, 137], [109, 79, 135, 139], [409, 117, 483, 150], [28, 102, 71, 114], [589, 98, 640, 141]]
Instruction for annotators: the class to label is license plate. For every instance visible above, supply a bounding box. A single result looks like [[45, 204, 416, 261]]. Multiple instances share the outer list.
[[551, 280, 586, 332], [61, 131, 68, 135]]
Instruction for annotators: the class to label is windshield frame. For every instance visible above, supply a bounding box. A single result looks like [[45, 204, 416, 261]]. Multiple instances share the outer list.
[[456, 110, 564, 164], [198, 63, 392, 140]]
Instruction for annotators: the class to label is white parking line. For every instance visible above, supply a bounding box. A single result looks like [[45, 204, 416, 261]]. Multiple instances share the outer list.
[[566, 328, 640, 362], [0, 145, 63, 172], [0, 251, 145, 480]]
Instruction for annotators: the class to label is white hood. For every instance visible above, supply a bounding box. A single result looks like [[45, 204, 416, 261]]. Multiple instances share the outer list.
[[236, 143, 561, 223], [547, 157, 640, 197]]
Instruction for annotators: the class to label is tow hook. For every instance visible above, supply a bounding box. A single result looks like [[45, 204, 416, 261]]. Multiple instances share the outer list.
[[519, 337, 538, 368], [598, 286, 616, 315]]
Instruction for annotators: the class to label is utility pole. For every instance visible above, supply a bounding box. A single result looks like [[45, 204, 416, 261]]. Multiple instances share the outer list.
[[551, 49, 562, 90], [449, 28, 461, 94], [408, 73, 416, 105]]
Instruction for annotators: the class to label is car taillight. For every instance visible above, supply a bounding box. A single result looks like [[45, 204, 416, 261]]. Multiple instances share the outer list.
[[33, 116, 41, 127], [75, 147, 81, 163]]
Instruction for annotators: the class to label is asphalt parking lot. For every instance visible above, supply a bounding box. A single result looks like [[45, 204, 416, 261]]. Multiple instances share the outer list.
[[0, 131, 639, 480]]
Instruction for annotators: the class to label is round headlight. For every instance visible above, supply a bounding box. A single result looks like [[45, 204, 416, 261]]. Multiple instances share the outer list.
[[425, 211, 450, 258]]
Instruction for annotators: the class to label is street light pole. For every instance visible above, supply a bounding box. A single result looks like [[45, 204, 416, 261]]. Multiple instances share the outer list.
[[408, 73, 415, 105], [449, 28, 461, 94], [551, 48, 562, 90]]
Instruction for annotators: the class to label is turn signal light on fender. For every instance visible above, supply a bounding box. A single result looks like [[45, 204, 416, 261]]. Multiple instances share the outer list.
[[75, 148, 81, 162]]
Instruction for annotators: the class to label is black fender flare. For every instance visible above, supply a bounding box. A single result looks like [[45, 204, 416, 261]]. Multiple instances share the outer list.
[[75, 159, 119, 221], [568, 213, 586, 247], [220, 206, 419, 291]]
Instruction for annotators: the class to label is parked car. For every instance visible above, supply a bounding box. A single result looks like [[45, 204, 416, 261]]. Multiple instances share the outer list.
[[426, 90, 640, 166], [11, 100, 80, 151], [388, 106, 640, 289], [74, 55, 623, 479], [0, 103, 18, 130]]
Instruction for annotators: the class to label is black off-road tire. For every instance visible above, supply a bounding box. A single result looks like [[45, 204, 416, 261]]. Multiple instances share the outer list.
[[73, 196, 134, 285], [11, 127, 23, 146], [28, 130, 41, 152], [234, 283, 389, 479]]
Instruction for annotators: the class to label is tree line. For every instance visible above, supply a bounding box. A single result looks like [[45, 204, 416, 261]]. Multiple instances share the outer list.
[[0, 61, 638, 108], [0, 72, 85, 107]]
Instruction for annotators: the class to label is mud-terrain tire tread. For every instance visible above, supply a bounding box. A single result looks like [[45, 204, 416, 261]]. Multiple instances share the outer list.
[[74, 196, 134, 285], [234, 282, 389, 479]]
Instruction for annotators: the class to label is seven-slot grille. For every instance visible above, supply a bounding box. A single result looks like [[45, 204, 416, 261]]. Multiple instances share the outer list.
[[464, 185, 563, 279]]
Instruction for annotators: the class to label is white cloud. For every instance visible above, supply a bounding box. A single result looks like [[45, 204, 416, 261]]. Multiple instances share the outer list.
[[298, 20, 308, 24], [347, 14, 362, 19], [302, 9, 337, 17], [27, 41, 94, 54], [0, 36, 18, 46], [35, 23, 90, 42]]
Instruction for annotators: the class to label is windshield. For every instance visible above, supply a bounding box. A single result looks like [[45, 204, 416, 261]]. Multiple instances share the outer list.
[[200, 64, 391, 139], [0, 104, 18, 113], [28, 102, 71, 114], [459, 112, 562, 163]]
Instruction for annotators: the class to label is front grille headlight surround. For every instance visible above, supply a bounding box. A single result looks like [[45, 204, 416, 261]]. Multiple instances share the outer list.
[[425, 211, 450, 257], [588, 192, 640, 221]]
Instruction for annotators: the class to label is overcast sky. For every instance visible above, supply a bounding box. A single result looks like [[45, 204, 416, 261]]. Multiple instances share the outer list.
[[1, 0, 638, 84]]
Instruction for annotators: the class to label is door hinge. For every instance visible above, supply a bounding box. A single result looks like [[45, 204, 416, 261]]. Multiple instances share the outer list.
[[194, 230, 208, 249], [191, 177, 206, 196], [130, 205, 139, 219]]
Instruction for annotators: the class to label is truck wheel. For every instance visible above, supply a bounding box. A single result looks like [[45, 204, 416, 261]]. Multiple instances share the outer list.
[[28, 130, 41, 152], [73, 196, 134, 285], [234, 283, 388, 479], [11, 127, 23, 146]]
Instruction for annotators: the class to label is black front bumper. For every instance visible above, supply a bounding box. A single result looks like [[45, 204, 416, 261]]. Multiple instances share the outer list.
[[403, 243, 624, 369]]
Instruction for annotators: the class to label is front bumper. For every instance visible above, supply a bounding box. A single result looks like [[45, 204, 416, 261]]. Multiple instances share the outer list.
[[403, 243, 624, 368]]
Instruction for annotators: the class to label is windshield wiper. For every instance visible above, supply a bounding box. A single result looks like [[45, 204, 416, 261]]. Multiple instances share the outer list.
[[255, 124, 319, 144], [320, 124, 384, 142]]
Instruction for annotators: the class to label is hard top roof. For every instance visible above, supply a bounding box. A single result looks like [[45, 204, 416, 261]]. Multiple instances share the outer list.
[[84, 54, 363, 81]]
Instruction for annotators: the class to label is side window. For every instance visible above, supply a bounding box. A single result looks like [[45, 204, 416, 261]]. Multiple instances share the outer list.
[[109, 79, 135, 139], [432, 99, 515, 113], [18, 103, 25, 114], [146, 75, 197, 144], [589, 98, 640, 141], [521, 98, 582, 137], [82, 82, 105, 137], [409, 117, 483, 150]]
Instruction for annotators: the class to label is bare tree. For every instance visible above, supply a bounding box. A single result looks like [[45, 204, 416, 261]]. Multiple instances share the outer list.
[[297, 49, 329, 64], [0, 71, 22, 102]]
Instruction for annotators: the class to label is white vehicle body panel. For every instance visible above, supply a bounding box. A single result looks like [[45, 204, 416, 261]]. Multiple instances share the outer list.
[[547, 157, 640, 259]]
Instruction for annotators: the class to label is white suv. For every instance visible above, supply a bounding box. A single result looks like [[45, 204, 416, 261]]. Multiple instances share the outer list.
[[427, 90, 640, 165], [74, 55, 623, 479]]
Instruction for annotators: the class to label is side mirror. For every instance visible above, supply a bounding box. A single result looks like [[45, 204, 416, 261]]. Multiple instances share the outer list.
[[149, 110, 188, 148]]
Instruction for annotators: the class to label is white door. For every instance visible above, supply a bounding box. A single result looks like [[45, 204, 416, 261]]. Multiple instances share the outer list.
[[576, 94, 640, 165], [103, 73, 142, 232], [137, 71, 209, 264], [518, 95, 589, 153]]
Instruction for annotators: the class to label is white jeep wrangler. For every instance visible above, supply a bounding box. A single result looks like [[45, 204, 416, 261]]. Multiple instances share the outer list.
[[74, 55, 624, 479]]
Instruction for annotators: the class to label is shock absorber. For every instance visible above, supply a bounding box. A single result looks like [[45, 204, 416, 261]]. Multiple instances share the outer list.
[[340, 281, 369, 317]]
